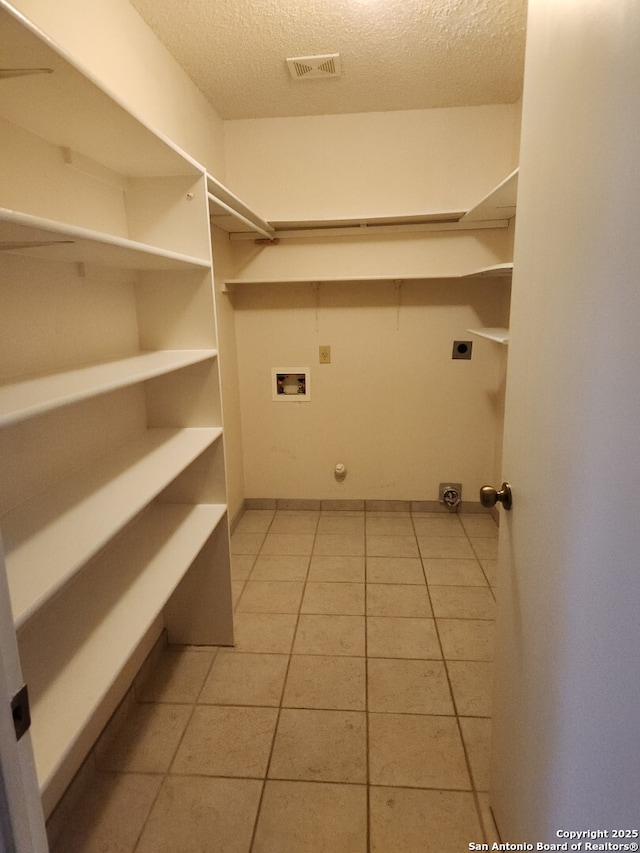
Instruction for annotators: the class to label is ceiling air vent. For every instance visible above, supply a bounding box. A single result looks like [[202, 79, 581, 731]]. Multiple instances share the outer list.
[[286, 54, 342, 80]]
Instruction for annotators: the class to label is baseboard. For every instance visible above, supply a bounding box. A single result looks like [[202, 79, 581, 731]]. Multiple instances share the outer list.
[[243, 497, 494, 514]]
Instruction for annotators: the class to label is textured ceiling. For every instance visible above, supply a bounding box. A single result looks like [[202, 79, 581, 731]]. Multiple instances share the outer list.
[[131, 0, 527, 120]]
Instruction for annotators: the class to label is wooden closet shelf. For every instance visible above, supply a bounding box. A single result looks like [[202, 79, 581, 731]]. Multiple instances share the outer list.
[[461, 168, 519, 222], [0, 350, 218, 428], [0, 210, 211, 270], [468, 327, 510, 344], [207, 174, 274, 238], [225, 265, 513, 288], [4, 426, 223, 628], [462, 262, 514, 278], [0, 4, 202, 179]]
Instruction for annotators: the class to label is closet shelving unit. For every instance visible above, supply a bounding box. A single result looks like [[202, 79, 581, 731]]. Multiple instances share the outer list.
[[0, 0, 246, 818], [223, 168, 519, 288], [463, 170, 516, 345]]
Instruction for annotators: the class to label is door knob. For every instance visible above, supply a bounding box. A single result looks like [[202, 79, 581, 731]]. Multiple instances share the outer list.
[[479, 482, 512, 511]]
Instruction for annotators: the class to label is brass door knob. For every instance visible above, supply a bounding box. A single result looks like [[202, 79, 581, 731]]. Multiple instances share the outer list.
[[479, 482, 512, 511]]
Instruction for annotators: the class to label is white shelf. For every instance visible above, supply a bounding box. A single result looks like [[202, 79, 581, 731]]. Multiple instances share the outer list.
[[0, 209, 211, 270], [461, 168, 519, 222], [0, 2, 202, 178], [207, 174, 274, 238], [463, 262, 514, 278], [467, 327, 510, 344], [22, 502, 226, 797], [225, 267, 512, 287], [225, 273, 459, 287], [0, 350, 217, 428], [4, 427, 222, 627]]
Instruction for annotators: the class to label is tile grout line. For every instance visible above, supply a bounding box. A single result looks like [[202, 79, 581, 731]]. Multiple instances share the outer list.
[[412, 509, 490, 844], [457, 516, 493, 845], [363, 509, 371, 853], [247, 509, 318, 853], [245, 508, 285, 853], [131, 643, 220, 853]]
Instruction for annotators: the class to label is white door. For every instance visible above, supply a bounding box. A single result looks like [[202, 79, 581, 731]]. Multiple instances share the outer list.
[[0, 544, 48, 852], [491, 0, 640, 842]]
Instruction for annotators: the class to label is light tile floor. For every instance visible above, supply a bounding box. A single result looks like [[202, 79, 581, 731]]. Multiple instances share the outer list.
[[50, 508, 502, 853]]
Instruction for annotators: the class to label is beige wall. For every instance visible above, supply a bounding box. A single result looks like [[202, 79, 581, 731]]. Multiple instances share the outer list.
[[225, 105, 518, 503], [231, 277, 510, 503], [10, 0, 226, 176]]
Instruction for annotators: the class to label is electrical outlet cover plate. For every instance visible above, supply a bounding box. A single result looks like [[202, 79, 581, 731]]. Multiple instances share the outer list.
[[452, 341, 473, 360]]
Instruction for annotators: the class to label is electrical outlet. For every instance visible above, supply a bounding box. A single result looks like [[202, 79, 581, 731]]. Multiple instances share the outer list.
[[319, 345, 331, 364], [452, 341, 473, 360]]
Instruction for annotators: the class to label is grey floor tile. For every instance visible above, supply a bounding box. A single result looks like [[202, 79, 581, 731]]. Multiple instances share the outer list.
[[429, 585, 496, 619], [437, 618, 495, 661], [234, 510, 275, 534], [171, 705, 278, 777], [459, 514, 499, 538], [368, 713, 471, 789], [367, 658, 454, 715], [293, 614, 366, 656], [199, 651, 289, 707], [136, 776, 262, 853], [50, 773, 162, 853], [367, 535, 420, 558], [365, 516, 415, 536], [317, 515, 365, 535], [283, 654, 366, 710], [369, 787, 482, 853], [423, 558, 488, 586], [366, 583, 432, 617], [250, 555, 310, 581], [301, 581, 365, 615], [367, 616, 441, 659], [269, 514, 319, 534], [253, 780, 367, 853], [460, 716, 492, 791], [447, 661, 494, 716], [261, 533, 315, 556], [366, 556, 425, 584], [236, 580, 304, 613], [308, 555, 365, 582], [313, 534, 365, 556], [412, 516, 465, 537], [231, 532, 266, 555], [470, 537, 499, 560], [417, 536, 475, 559], [135, 646, 215, 704], [95, 703, 191, 774], [269, 708, 367, 783], [232, 612, 298, 654]]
